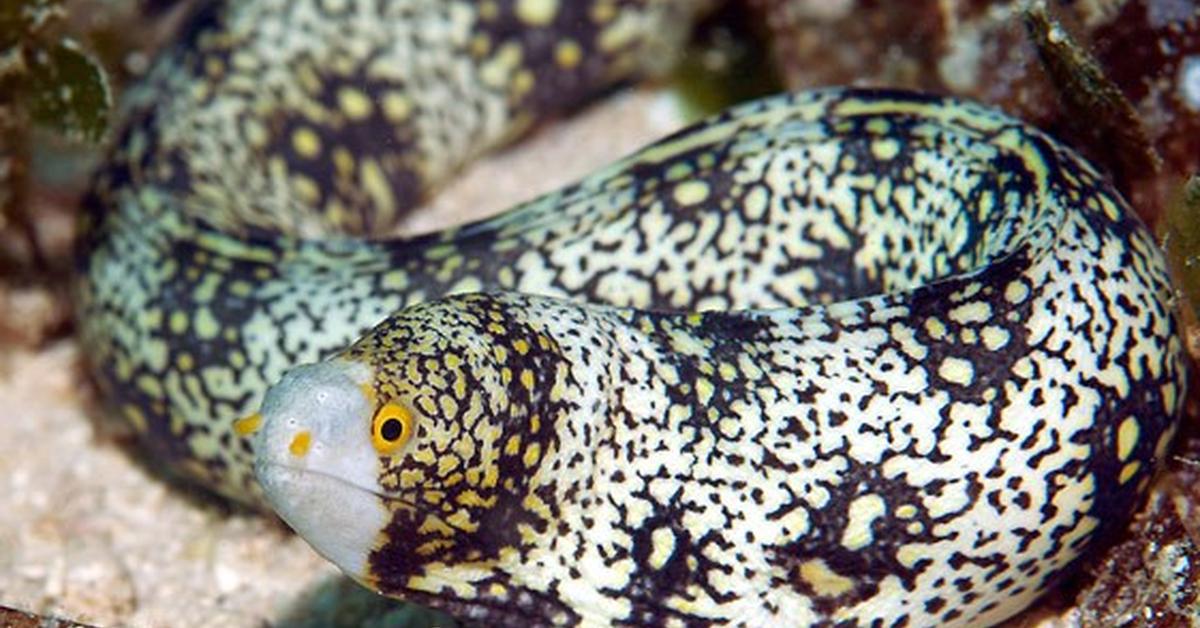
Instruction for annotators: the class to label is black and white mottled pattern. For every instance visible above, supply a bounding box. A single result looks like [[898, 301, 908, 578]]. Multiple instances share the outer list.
[[75, 0, 715, 504], [252, 93, 1186, 626]]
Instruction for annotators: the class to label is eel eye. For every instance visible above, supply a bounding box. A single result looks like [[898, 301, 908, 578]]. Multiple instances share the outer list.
[[371, 402, 413, 455]]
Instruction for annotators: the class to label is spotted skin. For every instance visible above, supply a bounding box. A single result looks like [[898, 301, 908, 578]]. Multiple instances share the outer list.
[[75, 0, 716, 504], [253, 94, 1186, 626]]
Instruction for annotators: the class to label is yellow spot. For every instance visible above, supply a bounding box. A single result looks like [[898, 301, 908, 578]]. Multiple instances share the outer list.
[[289, 430, 312, 457], [144, 307, 164, 327], [554, 40, 582, 68], [1119, 461, 1141, 484], [194, 308, 220, 340], [229, 281, 252, 298], [381, 91, 412, 122], [718, 362, 737, 382], [865, 117, 891, 134], [512, 69, 534, 98], [924, 317, 947, 340], [457, 489, 494, 508], [520, 369, 535, 390], [292, 127, 321, 159], [980, 326, 1010, 351], [497, 267, 515, 287], [1011, 357, 1034, 379], [438, 394, 458, 419], [779, 507, 810, 536], [1117, 416, 1140, 462], [338, 86, 373, 120], [478, 0, 499, 20], [1162, 381, 1178, 416], [522, 492, 554, 520], [590, 0, 615, 22], [470, 33, 491, 57], [234, 413, 262, 436], [438, 455, 460, 476], [841, 494, 886, 551], [665, 162, 693, 181], [799, 559, 854, 597], [360, 159, 396, 222], [204, 57, 224, 77], [333, 147, 355, 177], [176, 353, 194, 370], [938, 357, 974, 387], [1099, 194, 1121, 221], [244, 118, 268, 148], [292, 174, 321, 204], [673, 180, 710, 206], [446, 509, 478, 533], [381, 270, 408, 291], [744, 185, 769, 220], [648, 527, 675, 569], [513, 339, 530, 355], [949, 301, 992, 324], [123, 404, 148, 434], [479, 42, 523, 89], [523, 442, 541, 468], [1005, 280, 1029, 304], [418, 489, 444, 506], [896, 545, 922, 568], [400, 467, 426, 486], [1156, 425, 1177, 461], [871, 138, 901, 161], [417, 515, 454, 537], [169, 311, 189, 334], [505, 434, 522, 456], [895, 504, 917, 519], [695, 377, 714, 405], [516, 0, 558, 26], [136, 374, 162, 397]]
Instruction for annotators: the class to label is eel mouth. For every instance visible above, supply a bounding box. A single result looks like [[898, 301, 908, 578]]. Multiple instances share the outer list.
[[257, 460, 418, 509]]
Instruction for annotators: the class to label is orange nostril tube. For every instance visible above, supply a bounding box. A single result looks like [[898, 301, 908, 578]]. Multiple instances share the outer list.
[[233, 412, 262, 436], [289, 430, 312, 457]]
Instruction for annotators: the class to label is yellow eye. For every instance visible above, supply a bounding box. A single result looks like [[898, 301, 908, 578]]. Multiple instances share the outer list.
[[371, 402, 413, 455]]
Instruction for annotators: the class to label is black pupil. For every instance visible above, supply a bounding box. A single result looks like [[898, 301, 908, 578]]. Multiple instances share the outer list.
[[381, 417, 404, 441]]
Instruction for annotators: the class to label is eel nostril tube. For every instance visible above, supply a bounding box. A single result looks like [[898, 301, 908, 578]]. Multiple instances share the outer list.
[[233, 412, 262, 436], [289, 430, 312, 457]]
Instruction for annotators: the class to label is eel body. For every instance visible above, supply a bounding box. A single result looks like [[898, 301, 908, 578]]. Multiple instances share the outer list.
[[73, 0, 1187, 624], [252, 92, 1187, 626], [75, 0, 714, 505]]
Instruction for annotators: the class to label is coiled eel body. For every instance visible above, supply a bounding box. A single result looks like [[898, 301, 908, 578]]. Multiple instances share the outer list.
[[74, 0, 1186, 625], [252, 91, 1186, 627], [76, 0, 715, 505]]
